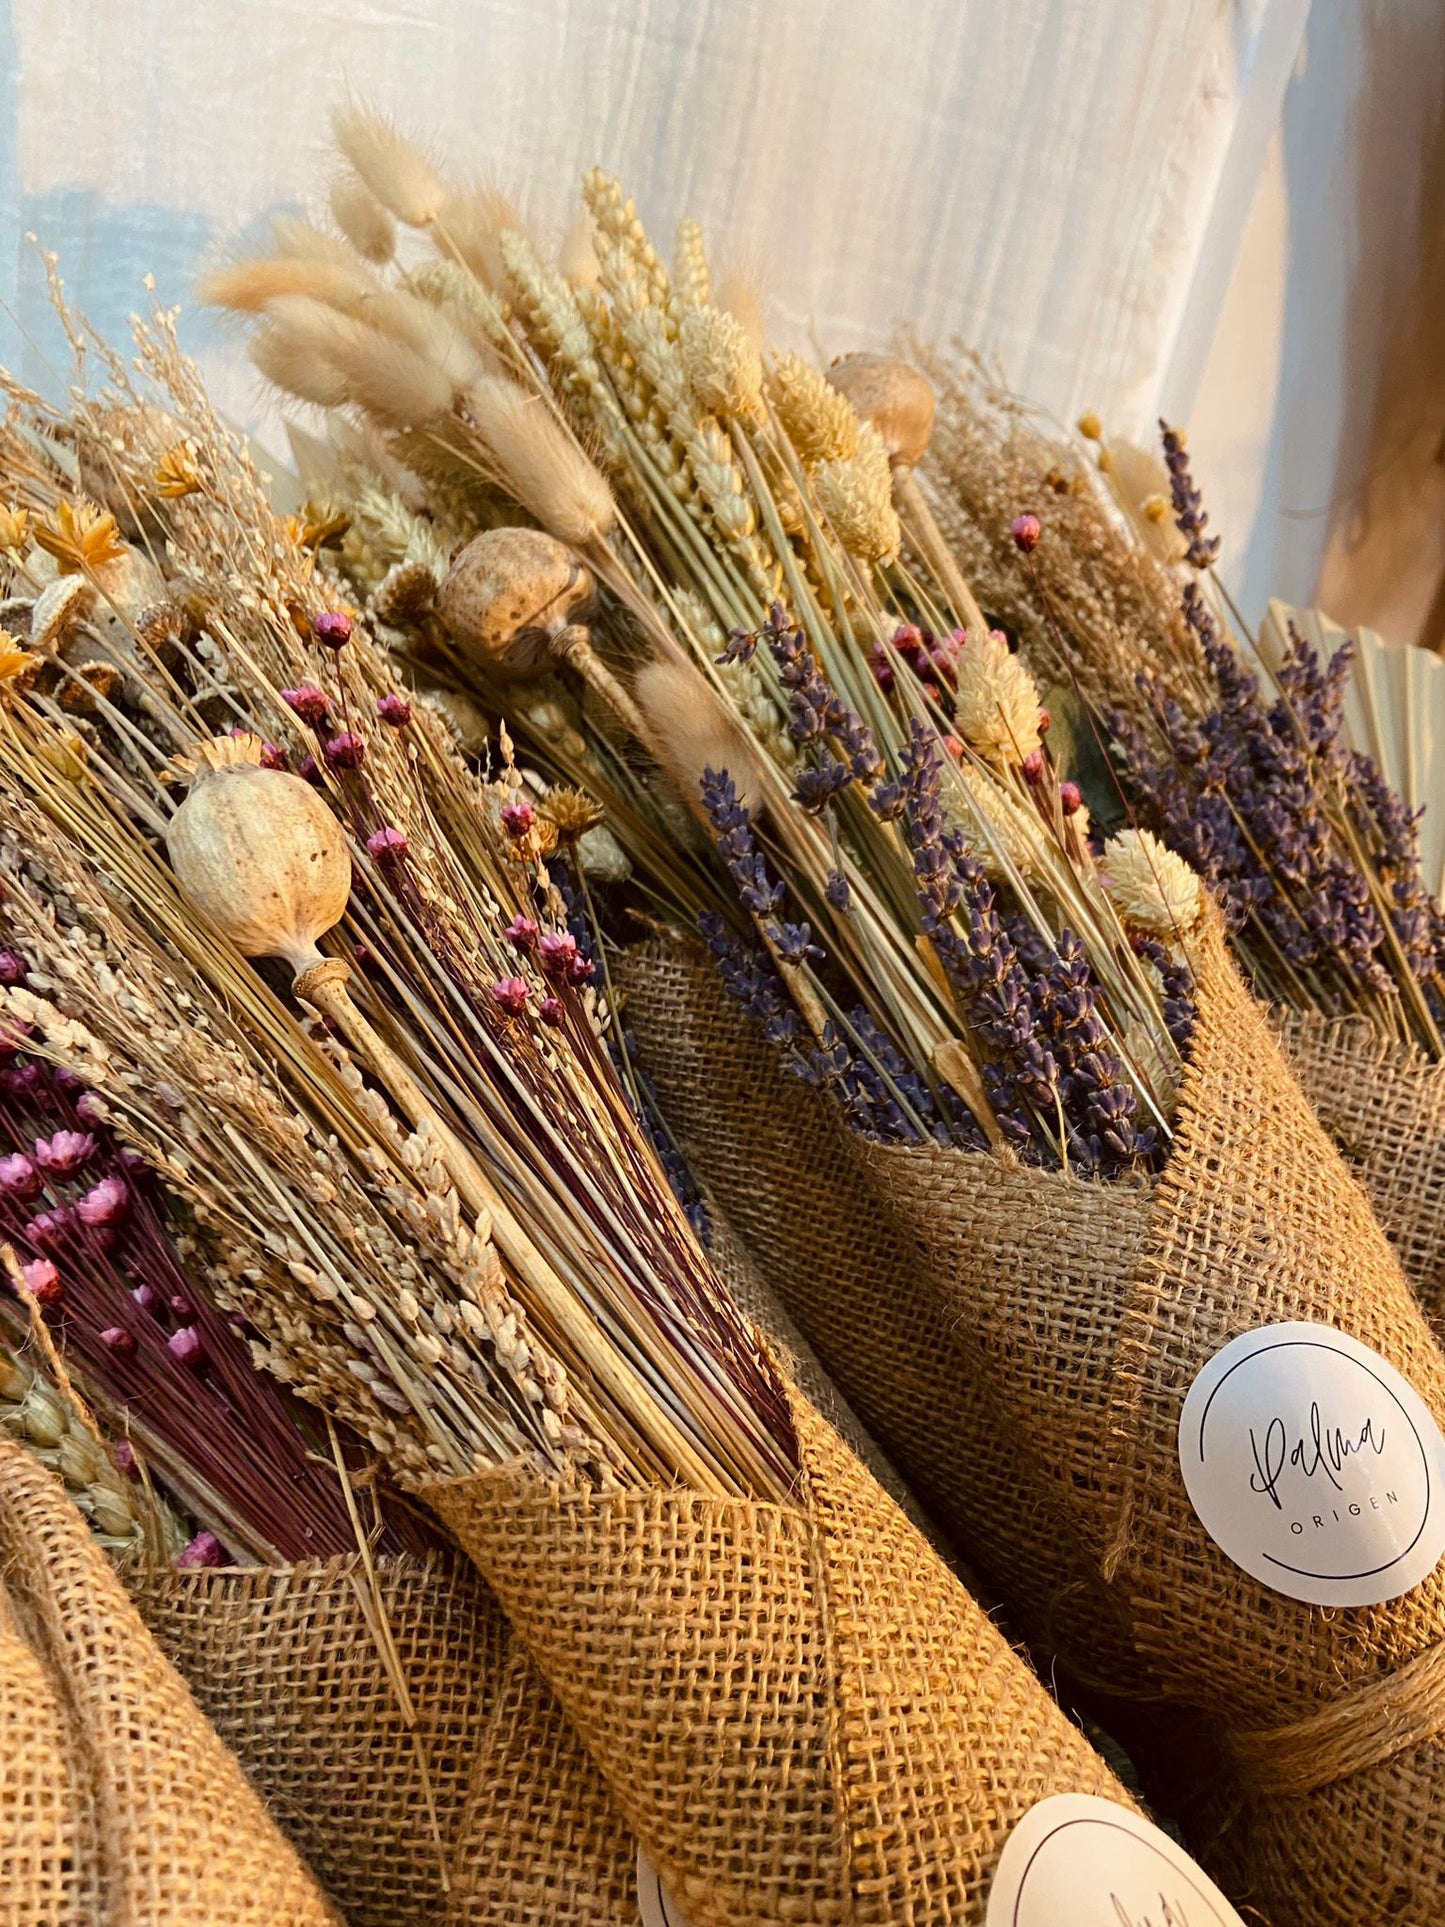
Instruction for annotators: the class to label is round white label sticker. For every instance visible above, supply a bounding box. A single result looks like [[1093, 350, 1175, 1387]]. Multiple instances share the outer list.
[[636, 1849, 691, 1927], [1178, 1321, 1445, 1607], [986, 1794, 1244, 1926]]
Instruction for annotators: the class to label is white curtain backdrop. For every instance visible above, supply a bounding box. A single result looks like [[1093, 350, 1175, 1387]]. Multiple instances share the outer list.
[[1, 0, 1310, 598]]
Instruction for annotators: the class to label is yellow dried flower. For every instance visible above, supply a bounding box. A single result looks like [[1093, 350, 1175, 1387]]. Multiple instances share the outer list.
[[1099, 828, 1203, 935], [814, 424, 900, 563], [32, 499, 128, 576], [1096, 448, 1115, 474], [1077, 411, 1102, 441], [766, 353, 858, 465], [0, 633, 39, 693], [1143, 494, 1169, 524], [284, 506, 352, 552], [154, 444, 205, 499], [541, 786, 605, 843], [0, 505, 30, 551], [951, 630, 1043, 763]]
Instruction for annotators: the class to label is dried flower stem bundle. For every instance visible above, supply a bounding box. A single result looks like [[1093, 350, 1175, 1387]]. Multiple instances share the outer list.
[[0, 286, 795, 1508], [206, 122, 1194, 1183]]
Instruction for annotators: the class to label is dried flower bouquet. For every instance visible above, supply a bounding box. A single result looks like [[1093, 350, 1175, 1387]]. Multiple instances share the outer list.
[[0, 287, 1140, 1924]]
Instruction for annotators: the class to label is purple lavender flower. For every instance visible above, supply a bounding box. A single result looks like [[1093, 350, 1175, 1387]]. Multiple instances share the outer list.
[[1159, 422, 1220, 569]]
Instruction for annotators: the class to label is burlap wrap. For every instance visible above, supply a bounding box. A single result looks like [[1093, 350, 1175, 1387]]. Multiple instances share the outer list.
[[620, 931, 1445, 1924], [0, 1437, 340, 1927], [128, 1551, 637, 1927], [616, 939, 1139, 1687], [1278, 1010, 1445, 1329], [423, 1393, 1129, 1927]]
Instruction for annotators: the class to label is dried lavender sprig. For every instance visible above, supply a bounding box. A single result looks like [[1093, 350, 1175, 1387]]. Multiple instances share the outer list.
[[1160, 420, 1220, 571]]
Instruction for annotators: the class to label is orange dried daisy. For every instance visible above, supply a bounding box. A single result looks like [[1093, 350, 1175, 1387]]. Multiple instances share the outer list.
[[32, 499, 128, 576]]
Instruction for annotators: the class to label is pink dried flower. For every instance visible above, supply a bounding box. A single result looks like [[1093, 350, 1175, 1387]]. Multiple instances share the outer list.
[[24, 1209, 71, 1250], [1011, 512, 1041, 553], [505, 915, 539, 948], [539, 996, 565, 1027], [0, 949, 29, 986], [323, 731, 366, 770], [1060, 781, 1083, 816], [491, 976, 531, 1016], [1021, 748, 1046, 781], [366, 826, 409, 864], [0, 1153, 40, 1199], [100, 1325, 136, 1356], [281, 685, 330, 726], [537, 930, 579, 975], [312, 610, 354, 649], [33, 1130, 95, 1175], [20, 1259, 61, 1304], [4, 1063, 43, 1098], [132, 1283, 159, 1312], [297, 754, 322, 785], [177, 1531, 226, 1569], [167, 1326, 205, 1368], [500, 799, 534, 837], [259, 741, 289, 771], [74, 1091, 109, 1125], [376, 692, 412, 727], [169, 1294, 195, 1319], [112, 1439, 139, 1478], [76, 1174, 129, 1228]]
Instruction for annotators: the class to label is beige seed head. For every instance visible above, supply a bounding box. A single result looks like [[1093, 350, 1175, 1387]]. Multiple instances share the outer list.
[[266, 296, 456, 427], [826, 353, 935, 467], [165, 734, 352, 977], [1099, 828, 1203, 936], [330, 104, 446, 228], [437, 526, 596, 679], [250, 323, 350, 410], [814, 423, 901, 563], [680, 307, 765, 423], [951, 629, 1044, 763], [673, 218, 712, 310], [435, 181, 523, 292], [767, 352, 859, 465]]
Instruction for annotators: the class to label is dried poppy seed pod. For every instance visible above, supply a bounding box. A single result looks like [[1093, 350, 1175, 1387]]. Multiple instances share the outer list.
[[437, 527, 595, 679], [438, 526, 648, 740], [826, 354, 935, 468], [165, 734, 351, 978]]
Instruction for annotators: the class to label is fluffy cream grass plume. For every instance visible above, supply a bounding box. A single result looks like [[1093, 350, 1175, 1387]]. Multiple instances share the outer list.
[[262, 296, 456, 426], [436, 181, 523, 293], [330, 102, 445, 228], [464, 376, 616, 547], [356, 287, 483, 392], [1099, 828, 1203, 937], [328, 170, 397, 265], [633, 658, 766, 810], [950, 628, 1044, 763], [198, 255, 373, 316], [557, 208, 601, 291], [249, 322, 349, 410]]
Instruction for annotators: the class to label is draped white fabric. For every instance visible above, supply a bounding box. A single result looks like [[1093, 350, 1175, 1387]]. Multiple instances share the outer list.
[[1, 0, 1309, 586]]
